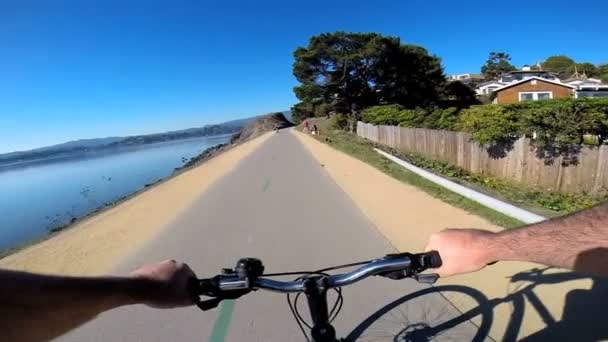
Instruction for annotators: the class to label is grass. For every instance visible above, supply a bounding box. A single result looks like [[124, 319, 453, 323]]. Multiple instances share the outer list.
[[300, 118, 524, 228], [383, 149, 604, 218]]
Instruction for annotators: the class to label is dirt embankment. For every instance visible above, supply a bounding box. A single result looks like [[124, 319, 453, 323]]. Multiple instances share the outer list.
[[231, 112, 293, 142]]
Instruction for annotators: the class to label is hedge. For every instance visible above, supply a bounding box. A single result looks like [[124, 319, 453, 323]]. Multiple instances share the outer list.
[[361, 98, 608, 150], [361, 105, 461, 130]]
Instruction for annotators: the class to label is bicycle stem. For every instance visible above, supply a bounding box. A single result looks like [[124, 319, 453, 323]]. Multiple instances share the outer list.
[[303, 277, 337, 342]]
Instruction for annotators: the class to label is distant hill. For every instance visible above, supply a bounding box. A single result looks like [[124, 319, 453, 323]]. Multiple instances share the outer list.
[[0, 117, 256, 166], [231, 112, 294, 143]]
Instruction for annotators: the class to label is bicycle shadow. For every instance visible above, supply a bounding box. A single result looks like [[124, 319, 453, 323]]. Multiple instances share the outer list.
[[347, 284, 495, 341], [514, 248, 608, 342], [348, 262, 608, 341]]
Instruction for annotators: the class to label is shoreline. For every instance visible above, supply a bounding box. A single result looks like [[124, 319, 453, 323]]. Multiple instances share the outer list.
[[0, 133, 238, 169], [0, 137, 234, 259], [0, 133, 272, 275]]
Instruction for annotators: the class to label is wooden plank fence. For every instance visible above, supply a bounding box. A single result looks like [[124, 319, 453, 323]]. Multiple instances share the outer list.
[[357, 121, 608, 194]]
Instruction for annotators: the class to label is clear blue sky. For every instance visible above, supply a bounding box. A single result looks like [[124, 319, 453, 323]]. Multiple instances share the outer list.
[[1, 0, 606, 153]]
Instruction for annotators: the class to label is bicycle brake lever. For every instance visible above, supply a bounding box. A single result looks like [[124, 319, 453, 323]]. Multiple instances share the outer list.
[[413, 274, 439, 284], [196, 297, 223, 311]]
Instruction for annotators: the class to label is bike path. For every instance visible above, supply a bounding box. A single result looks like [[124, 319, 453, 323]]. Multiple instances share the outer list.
[[61, 132, 483, 341]]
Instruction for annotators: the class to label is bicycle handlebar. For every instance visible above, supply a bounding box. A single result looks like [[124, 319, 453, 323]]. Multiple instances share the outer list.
[[195, 251, 442, 297]]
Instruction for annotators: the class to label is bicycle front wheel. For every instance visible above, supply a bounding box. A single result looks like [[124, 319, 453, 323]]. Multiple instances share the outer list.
[[346, 285, 494, 342]]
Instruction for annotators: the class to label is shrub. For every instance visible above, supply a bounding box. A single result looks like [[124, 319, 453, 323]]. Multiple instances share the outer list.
[[361, 105, 412, 126], [361, 99, 608, 155], [456, 105, 520, 146], [361, 105, 461, 130], [330, 114, 348, 130]]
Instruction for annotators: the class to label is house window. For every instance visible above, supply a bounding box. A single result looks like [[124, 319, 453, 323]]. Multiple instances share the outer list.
[[520, 93, 534, 101], [519, 91, 553, 102], [537, 92, 551, 100]]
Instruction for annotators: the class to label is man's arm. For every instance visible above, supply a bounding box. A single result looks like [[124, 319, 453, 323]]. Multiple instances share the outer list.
[[425, 203, 608, 278], [0, 260, 197, 342]]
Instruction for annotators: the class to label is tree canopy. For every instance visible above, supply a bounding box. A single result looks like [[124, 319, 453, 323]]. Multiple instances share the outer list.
[[291, 32, 447, 122], [597, 64, 608, 83], [480, 52, 516, 80], [542, 55, 575, 79]]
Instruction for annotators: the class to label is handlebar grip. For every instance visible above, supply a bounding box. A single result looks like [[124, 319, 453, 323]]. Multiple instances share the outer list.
[[196, 277, 220, 296], [425, 251, 443, 268]]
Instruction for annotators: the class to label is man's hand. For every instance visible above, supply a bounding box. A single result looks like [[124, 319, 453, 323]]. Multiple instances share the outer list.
[[130, 259, 197, 308], [425, 229, 497, 277]]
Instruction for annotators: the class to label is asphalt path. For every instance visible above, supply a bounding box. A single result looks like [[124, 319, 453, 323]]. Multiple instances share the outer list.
[[61, 131, 483, 341]]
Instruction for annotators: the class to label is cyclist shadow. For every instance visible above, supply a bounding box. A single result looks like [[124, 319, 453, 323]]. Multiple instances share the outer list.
[[349, 252, 608, 341], [514, 248, 608, 341]]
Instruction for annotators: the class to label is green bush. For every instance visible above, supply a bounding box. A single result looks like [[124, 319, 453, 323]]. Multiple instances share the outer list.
[[454, 99, 608, 161], [330, 114, 348, 130], [361, 105, 461, 130], [457, 105, 520, 146], [361, 105, 414, 126], [361, 99, 608, 155]]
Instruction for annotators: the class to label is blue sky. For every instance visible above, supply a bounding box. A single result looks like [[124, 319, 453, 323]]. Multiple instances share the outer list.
[[1, 0, 606, 153]]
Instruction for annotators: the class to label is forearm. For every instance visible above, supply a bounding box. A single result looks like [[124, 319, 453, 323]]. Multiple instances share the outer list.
[[0, 270, 155, 342], [487, 203, 608, 275]]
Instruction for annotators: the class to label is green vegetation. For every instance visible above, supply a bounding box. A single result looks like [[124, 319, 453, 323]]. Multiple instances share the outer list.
[[535, 55, 607, 80], [361, 98, 608, 163], [304, 116, 606, 220], [479, 53, 608, 81], [289, 34, 608, 225], [480, 51, 517, 80], [542, 55, 577, 79], [303, 119, 524, 228], [383, 149, 604, 216], [291, 31, 475, 125], [361, 105, 461, 130]]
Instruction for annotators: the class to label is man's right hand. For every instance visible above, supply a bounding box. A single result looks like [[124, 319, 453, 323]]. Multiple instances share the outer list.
[[425, 229, 497, 278]]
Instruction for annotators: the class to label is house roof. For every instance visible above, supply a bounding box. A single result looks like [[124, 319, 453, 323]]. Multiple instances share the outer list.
[[494, 77, 576, 93], [477, 80, 506, 87], [504, 70, 557, 75]]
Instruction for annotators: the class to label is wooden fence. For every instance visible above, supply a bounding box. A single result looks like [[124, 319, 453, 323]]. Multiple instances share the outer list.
[[357, 122, 608, 194]]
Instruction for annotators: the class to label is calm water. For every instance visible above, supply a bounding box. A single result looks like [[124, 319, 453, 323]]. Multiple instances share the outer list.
[[0, 135, 231, 251]]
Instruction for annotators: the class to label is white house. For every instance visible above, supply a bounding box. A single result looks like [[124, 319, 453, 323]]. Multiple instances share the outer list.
[[475, 68, 561, 96], [476, 81, 506, 95], [497, 69, 560, 84], [563, 69, 608, 98]]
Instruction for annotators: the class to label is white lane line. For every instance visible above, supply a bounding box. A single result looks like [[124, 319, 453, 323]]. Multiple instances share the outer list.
[[373, 148, 546, 224]]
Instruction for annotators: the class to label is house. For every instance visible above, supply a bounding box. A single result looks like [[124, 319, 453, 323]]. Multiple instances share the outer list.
[[562, 68, 608, 98], [492, 77, 575, 104], [475, 67, 560, 96], [476, 81, 506, 95], [575, 82, 608, 98], [497, 69, 560, 84], [448, 73, 485, 85]]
